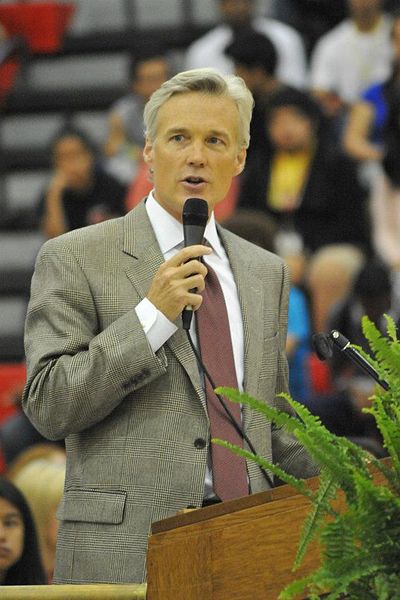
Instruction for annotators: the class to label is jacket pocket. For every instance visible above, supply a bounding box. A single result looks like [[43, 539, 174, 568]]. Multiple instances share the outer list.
[[56, 488, 126, 524]]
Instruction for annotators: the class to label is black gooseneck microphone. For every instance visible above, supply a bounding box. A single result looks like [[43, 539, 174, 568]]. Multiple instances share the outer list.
[[182, 198, 209, 331], [181, 198, 275, 489], [312, 330, 389, 391]]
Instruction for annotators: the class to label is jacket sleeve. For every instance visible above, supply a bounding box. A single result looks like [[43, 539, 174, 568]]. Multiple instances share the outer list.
[[22, 236, 167, 441]]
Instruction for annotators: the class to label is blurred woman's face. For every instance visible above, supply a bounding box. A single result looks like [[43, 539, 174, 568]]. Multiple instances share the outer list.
[[0, 497, 24, 581], [54, 136, 94, 188], [267, 106, 314, 152]]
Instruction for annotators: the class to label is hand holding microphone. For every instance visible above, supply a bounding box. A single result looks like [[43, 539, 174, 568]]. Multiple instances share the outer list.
[[146, 198, 210, 324]]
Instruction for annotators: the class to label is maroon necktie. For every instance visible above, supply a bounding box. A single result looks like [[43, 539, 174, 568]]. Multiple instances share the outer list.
[[196, 262, 249, 501]]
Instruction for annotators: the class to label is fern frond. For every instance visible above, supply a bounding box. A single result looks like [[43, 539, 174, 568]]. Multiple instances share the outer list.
[[215, 387, 302, 434], [211, 438, 312, 499], [366, 398, 400, 472], [293, 470, 338, 569]]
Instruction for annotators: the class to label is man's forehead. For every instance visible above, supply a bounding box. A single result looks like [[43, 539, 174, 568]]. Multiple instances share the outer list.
[[156, 92, 240, 137]]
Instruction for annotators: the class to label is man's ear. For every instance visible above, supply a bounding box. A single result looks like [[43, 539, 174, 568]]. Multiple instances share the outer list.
[[143, 138, 154, 166], [233, 146, 247, 177]]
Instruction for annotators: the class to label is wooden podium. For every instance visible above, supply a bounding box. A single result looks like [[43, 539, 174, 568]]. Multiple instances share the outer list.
[[146, 477, 322, 600], [146, 460, 388, 600]]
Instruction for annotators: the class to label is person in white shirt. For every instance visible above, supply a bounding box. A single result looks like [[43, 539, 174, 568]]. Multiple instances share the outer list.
[[185, 0, 308, 88], [310, 0, 393, 116], [23, 67, 317, 584]]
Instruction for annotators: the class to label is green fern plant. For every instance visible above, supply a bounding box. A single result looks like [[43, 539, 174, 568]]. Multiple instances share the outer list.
[[213, 315, 400, 600]]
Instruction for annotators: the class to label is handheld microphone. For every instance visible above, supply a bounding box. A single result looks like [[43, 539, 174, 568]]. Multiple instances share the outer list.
[[182, 198, 208, 330], [312, 330, 389, 391]]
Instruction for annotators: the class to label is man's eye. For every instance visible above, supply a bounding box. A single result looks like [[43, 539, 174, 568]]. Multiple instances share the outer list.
[[208, 137, 223, 145], [171, 134, 184, 142]]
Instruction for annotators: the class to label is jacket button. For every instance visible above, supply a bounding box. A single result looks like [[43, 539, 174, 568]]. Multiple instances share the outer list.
[[194, 438, 206, 449]]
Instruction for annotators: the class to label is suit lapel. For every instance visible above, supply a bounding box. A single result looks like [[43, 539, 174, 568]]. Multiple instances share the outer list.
[[218, 228, 265, 428], [122, 202, 206, 410]]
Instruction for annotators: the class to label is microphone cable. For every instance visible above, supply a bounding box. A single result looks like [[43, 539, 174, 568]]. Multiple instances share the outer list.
[[185, 329, 275, 490]]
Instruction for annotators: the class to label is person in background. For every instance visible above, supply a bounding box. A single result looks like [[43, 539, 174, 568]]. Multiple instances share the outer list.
[[11, 458, 65, 583], [343, 11, 400, 273], [327, 258, 399, 383], [306, 244, 366, 334], [222, 209, 312, 404], [224, 28, 292, 155], [104, 51, 170, 184], [237, 87, 370, 254], [0, 476, 46, 585], [270, 0, 347, 56], [38, 127, 127, 239], [310, 0, 392, 120], [23, 67, 318, 584], [305, 259, 397, 459], [184, 0, 307, 88]]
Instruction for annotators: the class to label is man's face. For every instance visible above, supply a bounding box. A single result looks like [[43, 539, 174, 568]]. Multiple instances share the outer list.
[[0, 497, 24, 580], [143, 92, 246, 222], [132, 58, 169, 102], [219, 0, 255, 28], [267, 106, 314, 152]]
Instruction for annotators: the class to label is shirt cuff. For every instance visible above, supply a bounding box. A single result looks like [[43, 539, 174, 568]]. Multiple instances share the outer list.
[[135, 297, 178, 353]]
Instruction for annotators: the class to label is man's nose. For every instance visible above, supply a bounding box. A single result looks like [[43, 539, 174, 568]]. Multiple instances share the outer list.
[[187, 141, 206, 166]]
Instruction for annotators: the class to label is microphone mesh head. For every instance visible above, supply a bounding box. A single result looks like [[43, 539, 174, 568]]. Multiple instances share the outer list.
[[312, 333, 333, 361], [182, 198, 208, 226]]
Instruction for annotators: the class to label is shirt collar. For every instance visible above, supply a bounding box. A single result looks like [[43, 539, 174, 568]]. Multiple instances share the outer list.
[[145, 191, 224, 259]]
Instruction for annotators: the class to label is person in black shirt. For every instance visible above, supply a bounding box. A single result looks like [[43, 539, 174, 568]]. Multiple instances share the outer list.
[[38, 127, 127, 239]]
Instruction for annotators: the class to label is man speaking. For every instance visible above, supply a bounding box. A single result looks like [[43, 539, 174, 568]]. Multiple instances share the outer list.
[[22, 68, 317, 584]]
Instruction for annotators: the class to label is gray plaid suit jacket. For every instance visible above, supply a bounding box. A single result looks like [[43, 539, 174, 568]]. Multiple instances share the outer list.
[[22, 200, 317, 584]]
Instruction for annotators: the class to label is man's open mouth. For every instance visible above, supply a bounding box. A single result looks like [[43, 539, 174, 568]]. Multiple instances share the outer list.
[[183, 176, 206, 185]]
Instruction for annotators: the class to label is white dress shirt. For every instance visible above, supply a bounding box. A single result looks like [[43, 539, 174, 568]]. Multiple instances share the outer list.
[[135, 191, 245, 498]]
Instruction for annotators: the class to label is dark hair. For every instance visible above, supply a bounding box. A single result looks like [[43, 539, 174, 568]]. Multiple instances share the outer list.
[[353, 259, 392, 299], [222, 209, 278, 253], [50, 125, 98, 159], [0, 476, 46, 585], [129, 46, 167, 82], [266, 87, 323, 126], [225, 29, 278, 77]]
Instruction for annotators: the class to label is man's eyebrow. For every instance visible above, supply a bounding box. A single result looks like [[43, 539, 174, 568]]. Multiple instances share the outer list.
[[164, 127, 231, 140], [164, 127, 188, 136], [208, 129, 230, 140]]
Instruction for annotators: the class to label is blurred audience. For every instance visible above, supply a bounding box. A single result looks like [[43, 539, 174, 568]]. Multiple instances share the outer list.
[[306, 244, 366, 333], [0, 384, 64, 470], [0, 476, 46, 585], [7, 443, 66, 481], [224, 28, 293, 155], [310, 0, 393, 120], [305, 258, 397, 458], [11, 455, 65, 583], [38, 127, 127, 239], [270, 0, 347, 56], [327, 258, 400, 382], [342, 12, 400, 164], [343, 11, 400, 272], [237, 87, 370, 254], [222, 208, 312, 404], [184, 0, 307, 88], [104, 51, 170, 184]]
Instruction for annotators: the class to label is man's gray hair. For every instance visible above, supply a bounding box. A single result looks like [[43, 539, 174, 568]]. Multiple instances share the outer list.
[[143, 67, 254, 149]]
